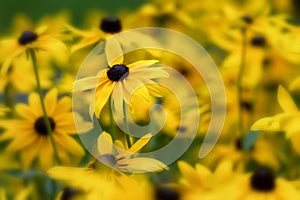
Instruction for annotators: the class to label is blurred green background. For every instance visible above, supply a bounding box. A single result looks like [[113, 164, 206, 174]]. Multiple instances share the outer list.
[[0, 0, 148, 33]]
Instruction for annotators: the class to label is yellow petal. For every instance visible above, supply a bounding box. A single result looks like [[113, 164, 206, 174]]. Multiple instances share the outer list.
[[28, 92, 42, 116], [178, 161, 204, 186], [47, 166, 85, 180], [45, 88, 58, 115], [127, 60, 158, 69], [20, 138, 42, 171], [97, 132, 113, 155], [73, 76, 99, 92], [5, 131, 38, 153], [128, 133, 152, 153], [111, 82, 124, 115], [290, 76, 300, 90], [118, 157, 168, 172], [278, 85, 298, 113], [95, 80, 115, 117], [123, 78, 150, 103], [54, 133, 85, 156], [39, 137, 54, 170], [105, 37, 123, 65], [15, 104, 37, 122]]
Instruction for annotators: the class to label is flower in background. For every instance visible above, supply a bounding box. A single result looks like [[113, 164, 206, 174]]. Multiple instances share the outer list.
[[0, 89, 92, 170], [175, 160, 237, 200], [48, 131, 166, 198], [67, 15, 122, 53], [0, 19, 67, 76], [251, 85, 300, 153], [221, 166, 300, 200], [74, 36, 169, 117], [0, 56, 53, 93]]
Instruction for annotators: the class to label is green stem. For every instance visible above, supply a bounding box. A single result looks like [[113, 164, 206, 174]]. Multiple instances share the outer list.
[[123, 102, 131, 148], [29, 49, 62, 164], [237, 28, 247, 137], [108, 95, 116, 140]]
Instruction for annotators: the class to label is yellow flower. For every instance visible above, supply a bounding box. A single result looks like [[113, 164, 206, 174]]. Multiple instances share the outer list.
[[251, 85, 300, 153], [0, 23, 67, 76], [0, 89, 92, 170], [222, 166, 300, 200], [67, 15, 122, 53], [74, 37, 169, 117], [176, 160, 236, 200], [0, 56, 53, 93], [48, 131, 166, 198]]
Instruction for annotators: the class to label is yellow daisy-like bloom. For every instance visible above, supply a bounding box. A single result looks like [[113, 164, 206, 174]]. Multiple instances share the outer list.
[[0, 24, 67, 76], [0, 89, 92, 170], [74, 37, 169, 117], [223, 166, 300, 200], [175, 160, 237, 200], [67, 15, 122, 53], [251, 85, 300, 153], [48, 131, 167, 198]]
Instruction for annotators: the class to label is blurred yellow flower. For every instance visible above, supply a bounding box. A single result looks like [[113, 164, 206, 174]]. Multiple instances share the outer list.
[[0, 89, 92, 170], [0, 24, 67, 76], [222, 166, 300, 200], [67, 15, 122, 53], [74, 37, 169, 117], [251, 85, 300, 153]]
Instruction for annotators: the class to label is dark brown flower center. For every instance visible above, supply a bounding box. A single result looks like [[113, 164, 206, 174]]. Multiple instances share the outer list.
[[60, 187, 82, 200], [155, 186, 180, 200], [241, 15, 253, 24], [100, 16, 122, 33], [107, 64, 129, 81], [34, 116, 56, 136], [250, 36, 266, 47], [250, 167, 276, 191], [18, 30, 38, 45]]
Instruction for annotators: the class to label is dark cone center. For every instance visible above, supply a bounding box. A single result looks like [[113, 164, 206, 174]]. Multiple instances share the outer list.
[[100, 16, 122, 33], [107, 64, 129, 81], [34, 116, 56, 136], [250, 167, 276, 191], [250, 36, 266, 47], [18, 30, 38, 45]]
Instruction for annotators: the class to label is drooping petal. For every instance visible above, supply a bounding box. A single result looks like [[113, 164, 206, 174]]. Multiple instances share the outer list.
[[118, 157, 168, 172], [95, 81, 115, 117], [97, 132, 113, 155], [123, 78, 150, 103], [73, 76, 100, 92], [112, 82, 124, 115], [105, 37, 123, 65]]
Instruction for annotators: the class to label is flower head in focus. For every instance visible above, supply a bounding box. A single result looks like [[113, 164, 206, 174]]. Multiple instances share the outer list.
[[74, 37, 169, 117]]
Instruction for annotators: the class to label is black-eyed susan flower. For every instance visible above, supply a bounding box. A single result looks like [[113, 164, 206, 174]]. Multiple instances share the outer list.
[[0, 24, 67, 76], [48, 131, 166, 198], [251, 85, 300, 153], [175, 160, 237, 200], [222, 166, 300, 200], [66, 15, 122, 53], [0, 89, 92, 170], [74, 37, 169, 117]]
